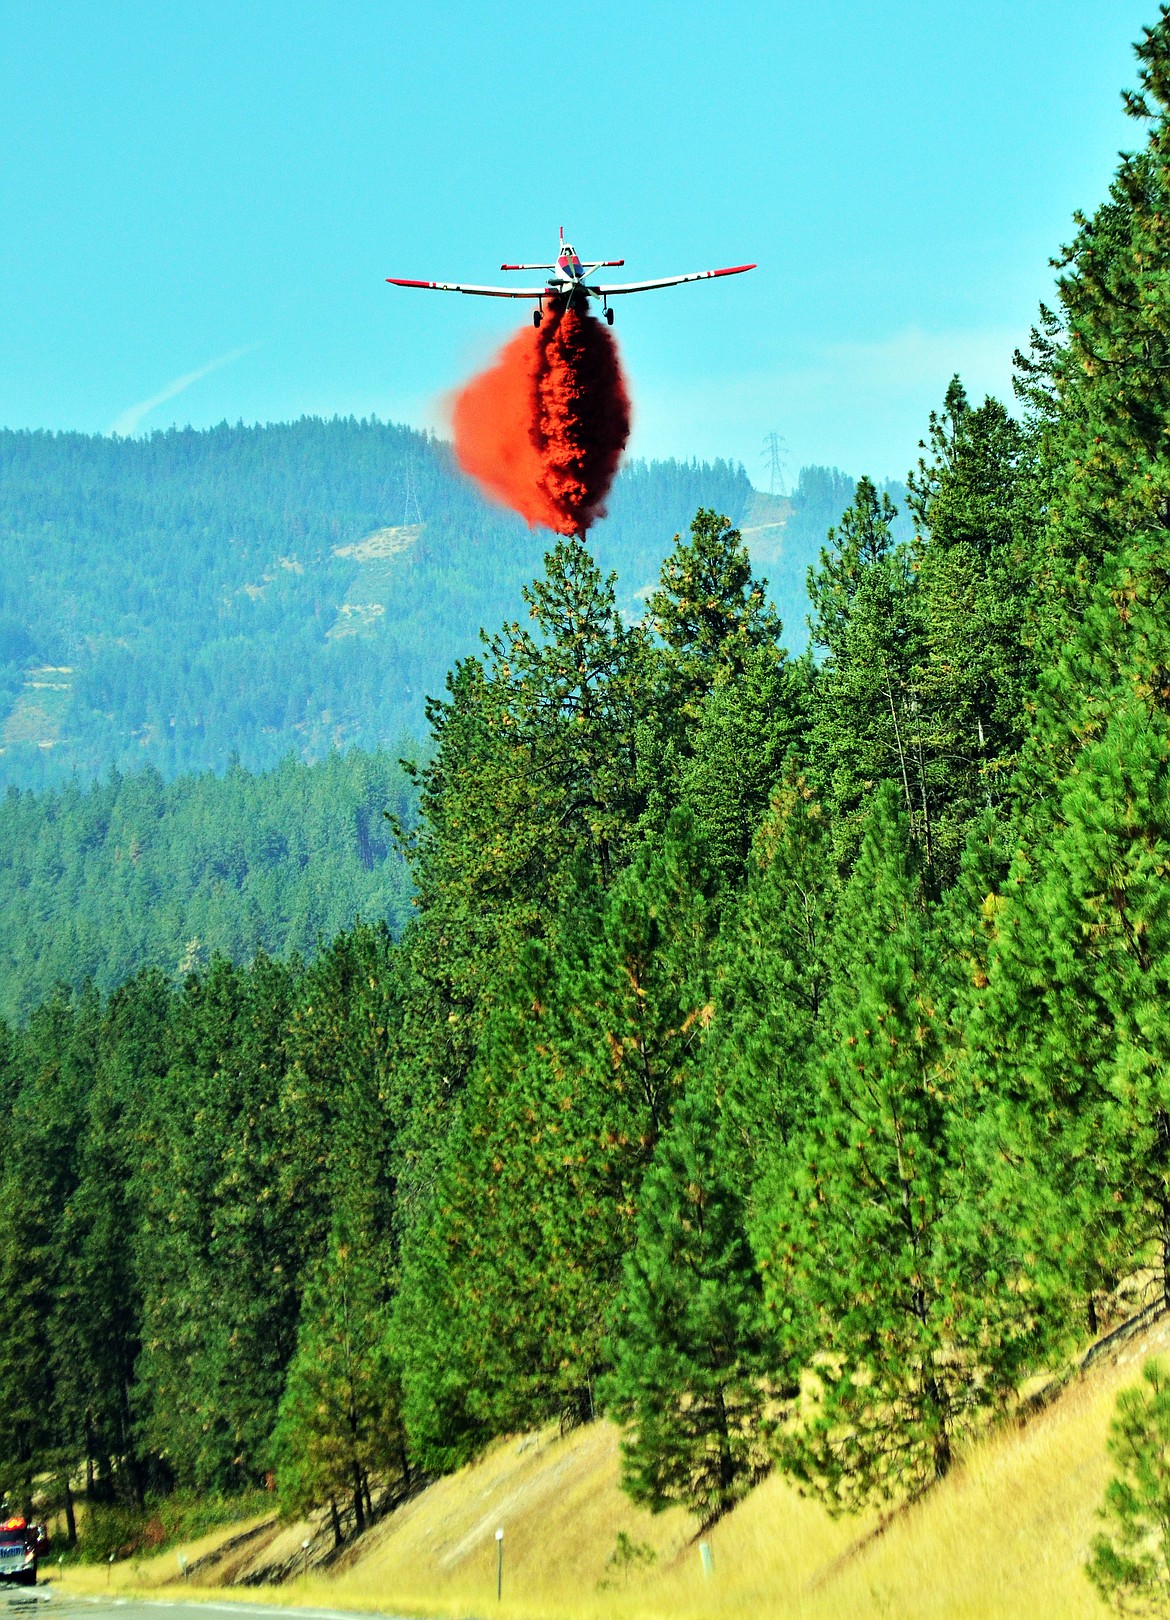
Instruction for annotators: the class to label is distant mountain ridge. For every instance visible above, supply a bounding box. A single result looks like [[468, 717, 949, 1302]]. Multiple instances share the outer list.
[[0, 418, 898, 789]]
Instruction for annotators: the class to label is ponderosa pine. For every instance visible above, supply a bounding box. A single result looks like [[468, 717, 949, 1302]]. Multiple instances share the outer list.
[[806, 480, 929, 870], [754, 787, 997, 1508], [703, 778, 835, 1193], [393, 810, 718, 1459], [604, 1088, 773, 1527]]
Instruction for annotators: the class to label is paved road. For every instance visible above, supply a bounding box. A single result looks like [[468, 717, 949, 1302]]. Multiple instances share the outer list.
[[0, 1591, 413, 1620]]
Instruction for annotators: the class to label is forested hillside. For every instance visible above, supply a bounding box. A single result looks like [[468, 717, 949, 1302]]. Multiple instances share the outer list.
[[0, 419, 898, 792], [0, 749, 415, 1022], [8, 10, 1170, 1596], [0, 426, 747, 789]]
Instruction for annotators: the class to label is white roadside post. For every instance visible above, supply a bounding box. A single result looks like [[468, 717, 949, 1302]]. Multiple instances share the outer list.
[[302, 1538, 311, 1580], [495, 1527, 504, 1601], [177, 1552, 189, 1584], [699, 1541, 714, 1578]]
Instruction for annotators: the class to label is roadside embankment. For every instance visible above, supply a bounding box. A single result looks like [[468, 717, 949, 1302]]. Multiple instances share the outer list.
[[54, 1310, 1170, 1620]]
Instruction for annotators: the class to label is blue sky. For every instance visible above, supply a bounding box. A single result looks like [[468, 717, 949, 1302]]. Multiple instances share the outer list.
[[0, 0, 1155, 482]]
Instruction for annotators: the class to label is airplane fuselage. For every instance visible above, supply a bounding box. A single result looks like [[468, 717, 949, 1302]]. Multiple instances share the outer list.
[[548, 247, 587, 303], [387, 230, 754, 327]]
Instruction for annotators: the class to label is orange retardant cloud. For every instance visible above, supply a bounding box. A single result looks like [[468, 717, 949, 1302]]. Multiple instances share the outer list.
[[452, 302, 631, 535]]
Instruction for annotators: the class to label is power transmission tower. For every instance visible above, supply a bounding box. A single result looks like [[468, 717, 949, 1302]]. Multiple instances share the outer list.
[[761, 430, 788, 497], [402, 460, 423, 525]]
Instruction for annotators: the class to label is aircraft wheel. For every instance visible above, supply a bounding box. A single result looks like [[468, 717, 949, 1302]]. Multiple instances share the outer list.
[[605, 308, 614, 326], [533, 309, 542, 327]]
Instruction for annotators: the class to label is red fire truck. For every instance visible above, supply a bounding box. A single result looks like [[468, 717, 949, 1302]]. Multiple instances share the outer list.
[[0, 1517, 49, 1585]]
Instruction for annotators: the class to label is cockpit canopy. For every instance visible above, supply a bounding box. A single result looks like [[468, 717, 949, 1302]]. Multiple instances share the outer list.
[[561, 244, 576, 258]]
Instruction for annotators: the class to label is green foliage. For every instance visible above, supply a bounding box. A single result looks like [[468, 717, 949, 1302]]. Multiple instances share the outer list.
[[134, 953, 300, 1491], [0, 423, 754, 791], [680, 648, 810, 890], [704, 778, 835, 1190], [1087, 1359, 1170, 1615], [604, 1089, 773, 1527], [967, 12, 1170, 1351], [908, 379, 1045, 865], [272, 1239, 405, 1529], [0, 749, 416, 1022], [601, 1531, 657, 1587], [970, 695, 1170, 1341], [69, 1489, 271, 1564], [807, 479, 928, 868], [0, 990, 96, 1510], [649, 508, 783, 722], [754, 788, 1024, 1510], [394, 811, 719, 1466], [12, 14, 1170, 1546]]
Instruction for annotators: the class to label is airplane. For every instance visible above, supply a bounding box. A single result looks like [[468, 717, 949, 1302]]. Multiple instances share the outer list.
[[387, 227, 756, 326]]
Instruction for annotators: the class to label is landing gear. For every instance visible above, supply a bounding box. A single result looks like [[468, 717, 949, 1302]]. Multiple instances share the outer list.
[[604, 307, 614, 326], [533, 307, 542, 327]]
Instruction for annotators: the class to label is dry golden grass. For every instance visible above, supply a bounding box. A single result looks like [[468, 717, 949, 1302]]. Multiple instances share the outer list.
[[55, 1314, 1170, 1620], [54, 1512, 276, 1595]]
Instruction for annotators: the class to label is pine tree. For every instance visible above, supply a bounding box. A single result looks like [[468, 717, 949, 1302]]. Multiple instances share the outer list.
[[1087, 1358, 1170, 1613], [971, 697, 1170, 1335], [638, 510, 791, 851], [703, 778, 835, 1191], [272, 1234, 406, 1541], [754, 787, 1020, 1509], [648, 509, 782, 724], [966, 18, 1170, 1338], [806, 480, 930, 869], [680, 647, 810, 890], [394, 536, 652, 1199], [134, 953, 300, 1489], [53, 971, 172, 1509], [0, 997, 86, 1513], [276, 924, 401, 1275], [393, 810, 719, 1462], [907, 379, 1044, 873], [604, 1089, 773, 1527], [1032, 11, 1170, 599]]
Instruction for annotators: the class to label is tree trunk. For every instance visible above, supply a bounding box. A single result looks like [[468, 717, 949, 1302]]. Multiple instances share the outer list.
[[713, 1386, 735, 1514], [61, 1477, 76, 1549], [882, 669, 916, 833], [925, 1372, 953, 1482], [121, 1377, 146, 1507], [329, 1498, 342, 1550], [976, 717, 993, 811], [933, 1424, 952, 1482], [351, 1466, 366, 1535], [1157, 1110, 1170, 1314]]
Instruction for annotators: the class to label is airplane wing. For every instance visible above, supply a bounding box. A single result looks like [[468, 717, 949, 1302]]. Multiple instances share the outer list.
[[592, 263, 756, 295], [387, 278, 545, 299]]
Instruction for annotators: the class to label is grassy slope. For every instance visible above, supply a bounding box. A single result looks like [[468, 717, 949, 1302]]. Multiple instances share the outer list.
[[60, 1314, 1170, 1620]]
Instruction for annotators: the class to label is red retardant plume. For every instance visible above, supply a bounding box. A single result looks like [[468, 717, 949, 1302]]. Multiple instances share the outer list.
[[452, 302, 631, 535]]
